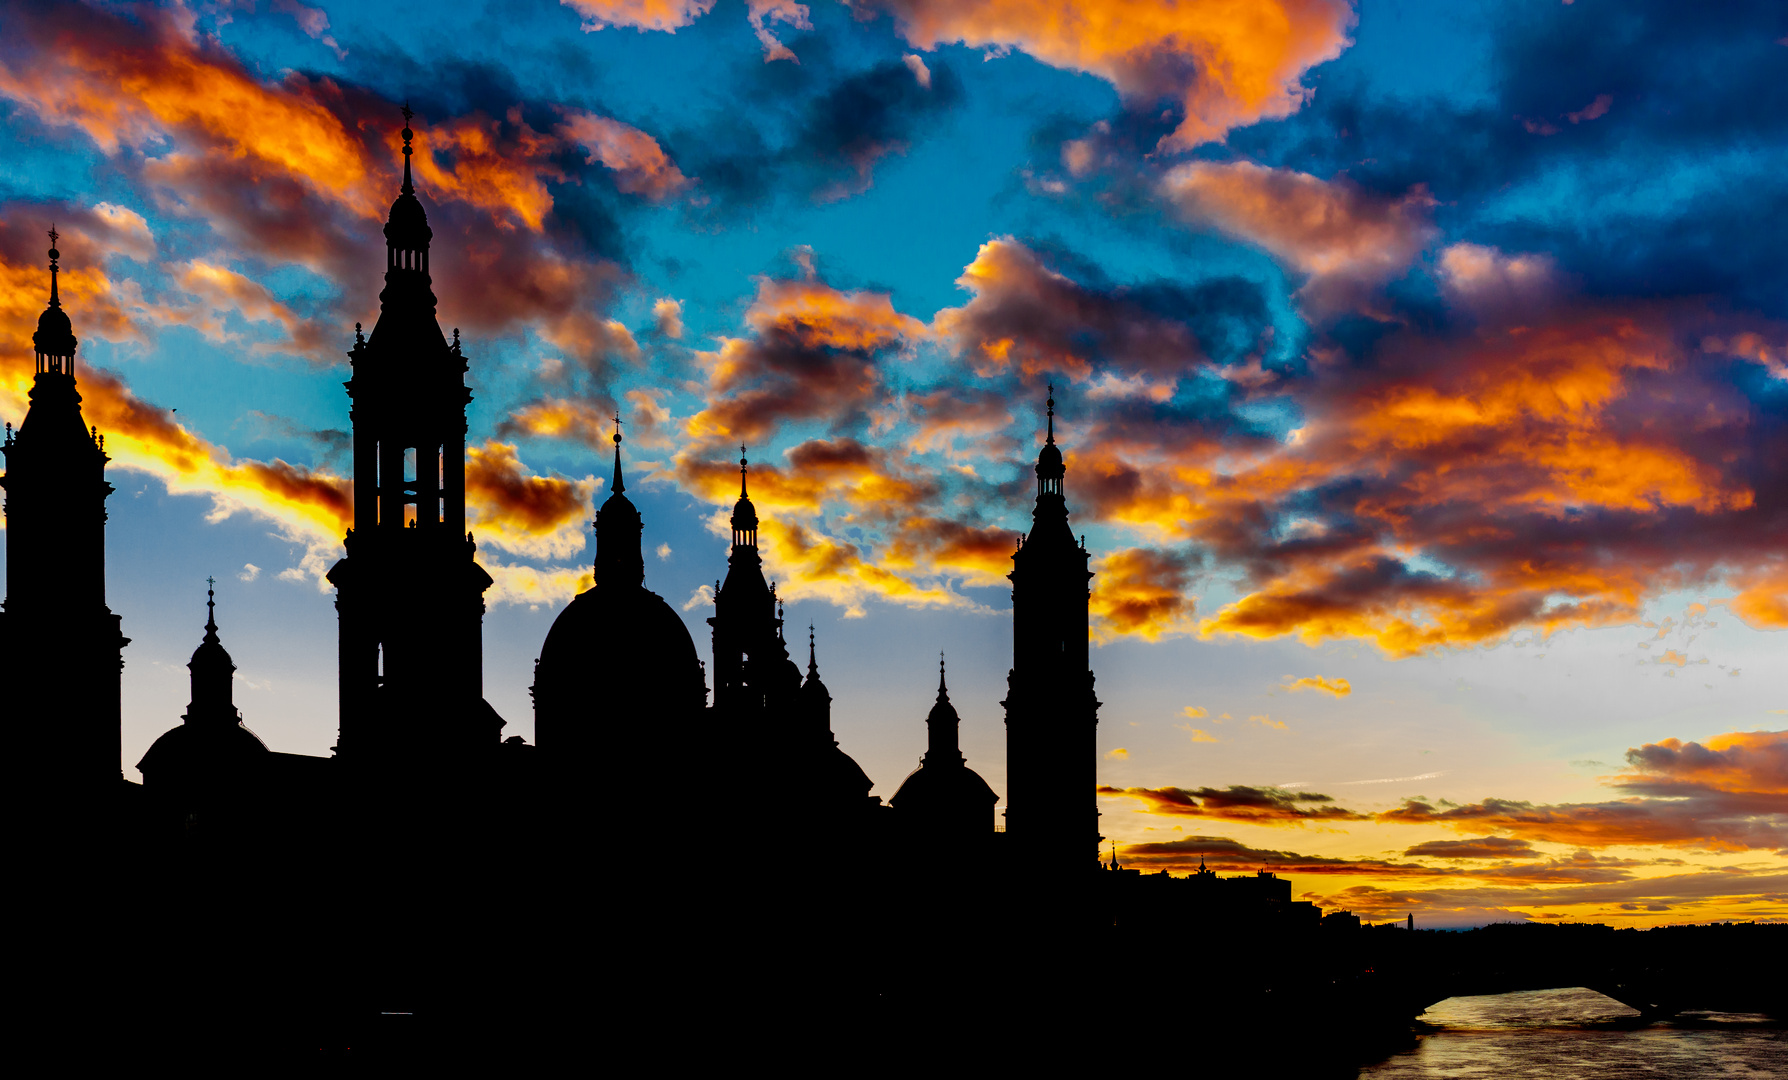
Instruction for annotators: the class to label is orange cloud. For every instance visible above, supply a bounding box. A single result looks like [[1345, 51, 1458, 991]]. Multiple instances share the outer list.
[[672, 437, 1002, 612], [1061, 304, 1766, 655], [1099, 784, 1369, 826], [0, 5, 655, 380], [687, 274, 926, 444], [1090, 546, 1197, 641], [864, 0, 1356, 149], [563, 0, 715, 32], [748, 0, 812, 62], [1403, 837, 1540, 860], [559, 110, 694, 201], [1438, 242, 1560, 312], [759, 517, 975, 617], [500, 398, 619, 450], [1377, 731, 1788, 852], [1621, 730, 1787, 797], [897, 388, 1013, 456], [464, 441, 597, 560], [142, 259, 335, 359], [934, 237, 1213, 380], [1284, 675, 1351, 697], [1159, 161, 1434, 301], [0, 5, 383, 218]]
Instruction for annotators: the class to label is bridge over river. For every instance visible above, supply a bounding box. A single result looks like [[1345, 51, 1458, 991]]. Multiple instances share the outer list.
[[1380, 921, 1785, 1022]]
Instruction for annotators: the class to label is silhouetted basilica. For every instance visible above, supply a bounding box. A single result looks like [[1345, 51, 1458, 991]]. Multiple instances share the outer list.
[[4, 119, 1116, 1057], [19, 115, 1776, 1068]]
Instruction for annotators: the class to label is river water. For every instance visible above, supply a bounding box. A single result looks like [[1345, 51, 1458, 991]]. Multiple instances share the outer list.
[[1356, 987, 1785, 1077]]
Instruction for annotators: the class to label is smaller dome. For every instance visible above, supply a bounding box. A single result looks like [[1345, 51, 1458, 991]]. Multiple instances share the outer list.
[[33, 303, 75, 357], [1035, 439, 1064, 480], [189, 635, 235, 679], [384, 192, 433, 251], [601, 486, 640, 523], [731, 494, 759, 533], [927, 688, 960, 730]]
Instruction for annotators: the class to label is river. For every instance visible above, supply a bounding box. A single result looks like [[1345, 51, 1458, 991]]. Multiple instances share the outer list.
[[1356, 987, 1784, 1077]]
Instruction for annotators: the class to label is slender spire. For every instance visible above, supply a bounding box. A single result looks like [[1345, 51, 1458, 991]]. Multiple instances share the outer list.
[[593, 411, 643, 588], [611, 412, 626, 494], [1032, 383, 1067, 501], [729, 444, 759, 549], [46, 225, 61, 308], [33, 225, 78, 370], [808, 623, 819, 678], [923, 651, 962, 764], [187, 576, 236, 716], [400, 102, 415, 195]]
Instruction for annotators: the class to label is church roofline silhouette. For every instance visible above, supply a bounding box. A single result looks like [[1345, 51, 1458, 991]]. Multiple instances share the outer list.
[[11, 109, 1776, 1066], [2, 114, 1146, 1056], [5, 118, 1110, 855]]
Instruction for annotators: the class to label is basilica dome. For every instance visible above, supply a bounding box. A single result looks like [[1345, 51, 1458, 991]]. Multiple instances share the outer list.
[[534, 581, 707, 721], [533, 431, 707, 750]]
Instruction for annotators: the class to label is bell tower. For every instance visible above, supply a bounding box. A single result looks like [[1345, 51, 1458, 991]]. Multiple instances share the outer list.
[[1, 228, 129, 807], [708, 448, 784, 716], [1003, 387, 1101, 874], [328, 109, 498, 763]]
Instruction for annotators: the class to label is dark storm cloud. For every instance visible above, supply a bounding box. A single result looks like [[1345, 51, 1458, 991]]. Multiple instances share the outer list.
[[670, 40, 965, 215], [1404, 837, 1540, 860], [1098, 784, 1370, 826], [1226, 0, 1788, 315]]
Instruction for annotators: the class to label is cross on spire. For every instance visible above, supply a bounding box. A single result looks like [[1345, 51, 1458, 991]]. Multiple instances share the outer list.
[[739, 444, 749, 497], [399, 102, 416, 195], [46, 225, 61, 308], [610, 412, 626, 493], [1045, 382, 1056, 444]]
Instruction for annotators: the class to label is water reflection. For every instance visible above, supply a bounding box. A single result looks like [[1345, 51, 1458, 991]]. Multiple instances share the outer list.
[[1358, 987, 1784, 1077]]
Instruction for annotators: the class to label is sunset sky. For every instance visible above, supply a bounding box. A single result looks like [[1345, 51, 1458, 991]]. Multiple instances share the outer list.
[[1, 0, 1784, 926]]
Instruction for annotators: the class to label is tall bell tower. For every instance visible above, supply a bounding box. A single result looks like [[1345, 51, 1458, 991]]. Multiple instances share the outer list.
[[1003, 387, 1101, 874], [328, 110, 498, 763], [1, 229, 129, 807]]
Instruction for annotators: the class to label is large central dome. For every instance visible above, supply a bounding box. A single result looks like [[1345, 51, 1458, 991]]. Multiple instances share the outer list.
[[533, 429, 706, 753], [535, 582, 707, 725]]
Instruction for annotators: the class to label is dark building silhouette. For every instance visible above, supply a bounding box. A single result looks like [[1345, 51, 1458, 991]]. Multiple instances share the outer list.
[[137, 583, 269, 814], [707, 451, 874, 819], [891, 657, 998, 837], [1, 229, 128, 823], [1003, 387, 1101, 873], [533, 424, 706, 762], [10, 114, 1784, 1066], [327, 110, 502, 764]]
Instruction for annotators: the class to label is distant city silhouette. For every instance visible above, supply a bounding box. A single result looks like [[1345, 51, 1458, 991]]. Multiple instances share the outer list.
[[7, 116, 1779, 1065]]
